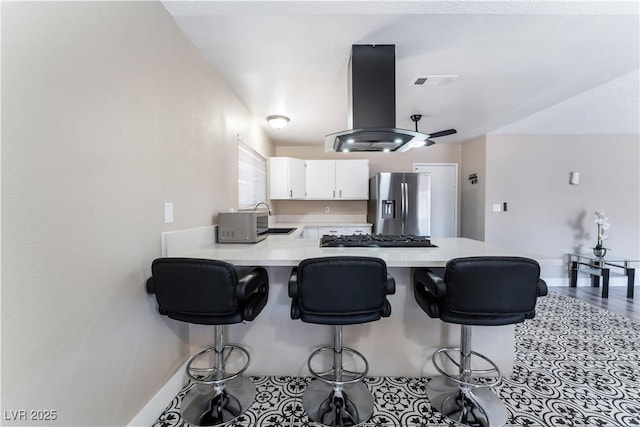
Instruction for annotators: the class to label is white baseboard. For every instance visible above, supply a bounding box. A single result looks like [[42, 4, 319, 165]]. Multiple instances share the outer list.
[[544, 276, 632, 287], [543, 277, 568, 287], [127, 361, 187, 427]]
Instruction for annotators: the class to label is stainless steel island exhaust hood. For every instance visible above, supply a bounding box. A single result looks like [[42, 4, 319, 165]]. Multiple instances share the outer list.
[[325, 44, 455, 153]]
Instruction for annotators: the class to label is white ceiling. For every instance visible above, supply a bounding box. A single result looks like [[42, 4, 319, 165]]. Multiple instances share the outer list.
[[162, 1, 639, 146]]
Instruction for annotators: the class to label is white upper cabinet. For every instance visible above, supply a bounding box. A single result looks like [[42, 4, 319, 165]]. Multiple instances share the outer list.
[[305, 159, 369, 200], [269, 157, 306, 199], [305, 160, 336, 199], [335, 159, 369, 199]]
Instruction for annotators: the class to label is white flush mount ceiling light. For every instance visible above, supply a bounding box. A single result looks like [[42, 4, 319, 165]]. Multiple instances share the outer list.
[[267, 115, 289, 130]]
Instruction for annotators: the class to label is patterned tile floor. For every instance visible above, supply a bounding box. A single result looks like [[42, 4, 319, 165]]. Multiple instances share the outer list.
[[154, 292, 640, 426]]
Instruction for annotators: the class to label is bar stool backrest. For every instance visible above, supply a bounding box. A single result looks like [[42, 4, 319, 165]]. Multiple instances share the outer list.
[[290, 256, 395, 325], [149, 258, 268, 325], [444, 256, 542, 316]]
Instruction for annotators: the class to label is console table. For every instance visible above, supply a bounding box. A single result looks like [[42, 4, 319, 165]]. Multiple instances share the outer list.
[[568, 253, 637, 298]]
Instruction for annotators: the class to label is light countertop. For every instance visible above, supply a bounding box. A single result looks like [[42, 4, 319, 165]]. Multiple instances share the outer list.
[[181, 236, 555, 268]]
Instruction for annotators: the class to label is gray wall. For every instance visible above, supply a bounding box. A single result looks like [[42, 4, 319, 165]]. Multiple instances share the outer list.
[[483, 134, 639, 277], [460, 135, 487, 240], [2, 2, 273, 425]]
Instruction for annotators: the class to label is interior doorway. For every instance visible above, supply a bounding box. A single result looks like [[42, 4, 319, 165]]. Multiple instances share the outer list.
[[413, 163, 458, 237]]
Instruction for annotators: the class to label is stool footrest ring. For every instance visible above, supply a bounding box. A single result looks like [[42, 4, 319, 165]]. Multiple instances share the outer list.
[[308, 346, 369, 386], [432, 347, 501, 388], [186, 344, 251, 386]]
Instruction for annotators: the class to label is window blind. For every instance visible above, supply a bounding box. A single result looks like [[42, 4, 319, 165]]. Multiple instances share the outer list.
[[238, 137, 267, 208]]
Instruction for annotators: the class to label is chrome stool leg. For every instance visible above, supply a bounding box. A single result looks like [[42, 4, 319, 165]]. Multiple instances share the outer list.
[[303, 325, 374, 426], [181, 325, 256, 427], [426, 325, 509, 427]]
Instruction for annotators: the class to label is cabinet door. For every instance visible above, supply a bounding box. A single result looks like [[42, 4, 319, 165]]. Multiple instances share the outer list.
[[289, 158, 306, 198], [335, 159, 369, 199], [346, 226, 371, 235], [269, 157, 290, 199], [305, 160, 336, 199], [269, 157, 306, 199], [300, 227, 320, 239], [320, 226, 347, 236]]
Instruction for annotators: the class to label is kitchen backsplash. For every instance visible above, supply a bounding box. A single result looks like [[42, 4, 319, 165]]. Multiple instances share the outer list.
[[271, 200, 366, 216], [274, 214, 368, 224]]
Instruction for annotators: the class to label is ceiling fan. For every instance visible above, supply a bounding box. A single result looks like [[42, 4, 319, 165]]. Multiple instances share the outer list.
[[410, 114, 457, 146]]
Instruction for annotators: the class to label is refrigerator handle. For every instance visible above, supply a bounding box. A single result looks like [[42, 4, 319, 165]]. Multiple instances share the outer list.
[[400, 183, 404, 224], [401, 182, 408, 228]]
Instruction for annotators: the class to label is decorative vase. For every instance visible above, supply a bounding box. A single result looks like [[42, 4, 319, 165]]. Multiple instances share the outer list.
[[593, 246, 607, 258]]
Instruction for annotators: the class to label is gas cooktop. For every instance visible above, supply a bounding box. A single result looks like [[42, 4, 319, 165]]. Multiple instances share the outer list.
[[320, 234, 437, 248]]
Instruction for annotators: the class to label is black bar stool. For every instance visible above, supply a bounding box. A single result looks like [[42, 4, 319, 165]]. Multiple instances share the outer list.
[[288, 256, 395, 426], [147, 258, 268, 427], [413, 256, 547, 427]]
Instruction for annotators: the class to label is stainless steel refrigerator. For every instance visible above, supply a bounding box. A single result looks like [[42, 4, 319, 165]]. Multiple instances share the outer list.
[[368, 172, 431, 236]]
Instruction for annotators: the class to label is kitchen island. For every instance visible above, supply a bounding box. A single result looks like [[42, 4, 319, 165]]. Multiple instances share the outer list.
[[163, 228, 554, 377]]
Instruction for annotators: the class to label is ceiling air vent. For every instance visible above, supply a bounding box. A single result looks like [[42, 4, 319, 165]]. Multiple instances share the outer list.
[[411, 75, 458, 86]]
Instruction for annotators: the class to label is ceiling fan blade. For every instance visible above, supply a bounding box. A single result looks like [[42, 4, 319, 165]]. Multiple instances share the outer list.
[[428, 129, 457, 138]]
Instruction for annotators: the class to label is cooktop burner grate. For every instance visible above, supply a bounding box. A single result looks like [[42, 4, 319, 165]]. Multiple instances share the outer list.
[[320, 234, 437, 248]]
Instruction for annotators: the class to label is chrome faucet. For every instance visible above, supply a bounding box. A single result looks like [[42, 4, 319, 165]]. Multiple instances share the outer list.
[[253, 201, 273, 215]]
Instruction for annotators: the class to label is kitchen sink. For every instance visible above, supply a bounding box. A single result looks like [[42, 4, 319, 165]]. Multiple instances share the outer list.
[[264, 227, 297, 235]]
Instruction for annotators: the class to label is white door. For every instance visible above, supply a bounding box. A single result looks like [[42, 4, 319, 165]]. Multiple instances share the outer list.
[[413, 163, 458, 237]]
